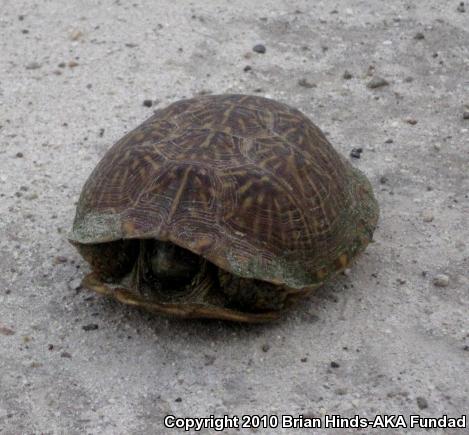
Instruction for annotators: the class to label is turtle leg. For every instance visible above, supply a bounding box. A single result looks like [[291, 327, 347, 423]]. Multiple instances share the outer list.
[[129, 240, 149, 294]]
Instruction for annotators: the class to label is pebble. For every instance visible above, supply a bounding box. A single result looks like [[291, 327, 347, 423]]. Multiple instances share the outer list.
[[404, 76, 414, 83], [69, 30, 83, 41], [416, 396, 429, 409], [422, 210, 434, 222], [463, 111, 469, 120], [0, 325, 15, 336], [175, 397, 182, 402], [300, 357, 308, 362], [54, 255, 68, 264], [414, 32, 425, 40], [143, 99, 153, 108], [330, 361, 340, 368], [243, 65, 252, 72], [457, 2, 465, 12], [15, 152, 24, 158], [350, 147, 363, 159], [433, 274, 449, 287], [68, 60, 79, 68], [252, 44, 266, 54], [380, 175, 388, 184], [367, 76, 389, 89], [69, 278, 82, 290], [335, 388, 348, 395], [82, 323, 99, 331], [343, 70, 353, 79], [261, 344, 270, 352], [385, 138, 393, 143], [405, 117, 418, 125], [298, 78, 316, 88], [25, 62, 41, 70], [60, 351, 72, 358]]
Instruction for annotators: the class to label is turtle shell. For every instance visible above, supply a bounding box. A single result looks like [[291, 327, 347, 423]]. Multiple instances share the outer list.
[[70, 94, 378, 308]]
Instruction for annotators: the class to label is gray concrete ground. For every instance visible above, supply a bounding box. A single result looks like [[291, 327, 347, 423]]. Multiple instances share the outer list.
[[1, 0, 468, 434]]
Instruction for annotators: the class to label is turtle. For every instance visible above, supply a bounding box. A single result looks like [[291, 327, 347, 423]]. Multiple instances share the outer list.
[[69, 94, 379, 322]]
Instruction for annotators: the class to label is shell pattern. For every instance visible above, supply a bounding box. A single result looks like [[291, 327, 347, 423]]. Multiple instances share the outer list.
[[71, 94, 379, 290]]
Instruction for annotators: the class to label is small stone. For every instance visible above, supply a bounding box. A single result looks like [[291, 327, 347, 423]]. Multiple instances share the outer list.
[[330, 361, 340, 368], [367, 76, 389, 89], [252, 44, 266, 54], [463, 111, 469, 120], [350, 147, 362, 159], [0, 325, 15, 336], [25, 62, 41, 70], [414, 32, 425, 40], [404, 76, 414, 83], [243, 65, 252, 72], [416, 396, 428, 409], [396, 278, 406, 285], [82, 323, 99, 331], [143, 99, 153, 108], [69, 278, 82, 290], [60, 351, 72, 358], [422, 210, 434, 222], [457, 2, 465, 12], [433, 143, 441, 151], [125, 43, 138, 48], [261, 344, 270, 352], [22, 29, 29, 34], [54, 256, 68, 264], [380, 176, 388, 184], [335, 388, 348, 395], [69, 30, 83, 41], [48, 344, 54, 350], [405, 117, 418, 125], [174, 397, 182, 403], [15, 152, 24, 158], [298, 78, 316, 88], [343, 70, 353, 79], [433, 274, 449, 287], [300, 357, 308, 362], [385, 138, 393, 143], [58, 62, 66, 68], [68, 60, 79, 68]]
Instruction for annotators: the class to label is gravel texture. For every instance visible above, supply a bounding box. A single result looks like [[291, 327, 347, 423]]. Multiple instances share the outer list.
[[1, 0, 468, 434]]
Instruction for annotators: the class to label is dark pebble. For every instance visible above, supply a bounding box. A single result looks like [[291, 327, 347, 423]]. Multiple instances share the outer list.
[[350, 148, 363, 159], [58, 62, 66, 68], [463, 345, 469, 351], [82, 323, 99, 331], [380, 176, 388, 184], [60, 351, 72, 358], [143, 99, 153, 108], [406, 118, 418, 125], [99, 128, 105, 137], [457, 2, 465, 12], [298, 78, 316, 88], [22, 29, 29, 34], [416, 396, 429, 409], [463, 111, 469, 120], [414, 32, 425, 40], [16, 152, 24, 158], [367, 76, 389, 89], [385, 138, 393, 143], [243, 65, 252, 72], [48, 344, 54, 350], [300, 357, 308, 362], [330, 361, 340, 368], [253, 44, 266, 54], [262, 344, 270, 352], [343, 70, 353, 79], [404, 76, 414, 83], [175, 397, 182, 402]]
